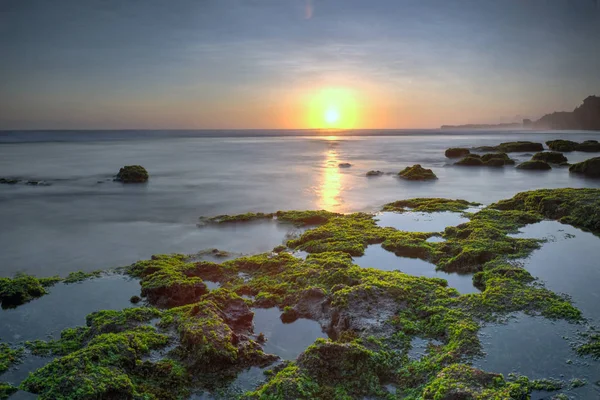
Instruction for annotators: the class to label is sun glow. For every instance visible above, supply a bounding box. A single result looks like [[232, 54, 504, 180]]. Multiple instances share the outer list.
[[308, 88, 359, 129]]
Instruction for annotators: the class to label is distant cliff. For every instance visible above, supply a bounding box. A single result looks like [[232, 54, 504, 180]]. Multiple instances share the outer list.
[[440, 123, 521, 130], [534, 96, 600, 130]]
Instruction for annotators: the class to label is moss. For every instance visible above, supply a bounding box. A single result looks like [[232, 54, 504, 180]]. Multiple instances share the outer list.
[[492, 188, 600, 234], [26, 326, 90, 356], [0, 383, 18, 400], [203, 212, 275, 224], [516, 160, 552, 170], [0, 342, 23, 373], [532, 151, 568, 164], [0, 273, 61, 309], [115, 165, 149, 183], [275, 210, 342, 226], [63, 270, 103, 284], [546, 139, 578, 152], [569, 157, 600, 178], [576, 333, 600, 359], [399, 164, 438, 180], [569, 378, 586, 388], [21, 327, 176, 400], [382, 198, 478, 213], [445, 148, 470, 158]]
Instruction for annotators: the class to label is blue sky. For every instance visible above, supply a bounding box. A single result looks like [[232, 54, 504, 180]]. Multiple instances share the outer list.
[[1, 0, 599, 129]]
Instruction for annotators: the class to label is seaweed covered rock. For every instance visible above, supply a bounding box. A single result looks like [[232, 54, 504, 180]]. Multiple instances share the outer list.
[[476, 141, 544, 153], [481, 152, 515, 166], [422, 364, 531, 400], [516, 160, 552, 170], [569, 157, 600, 178], [546, 139, 579, 152], [366, 170, 384, 177], [382, 198, 477, 213], [445, 148, 470, 158], [0, 343, 23, 373], [398, 164, 437, 180], [532, 151, 568, 164], [576, 140, 600, 152], [455, 155, 484, 166], [115, 165, 149, 183], [0, 274, 61, 309], [0, 383, 18, 399]]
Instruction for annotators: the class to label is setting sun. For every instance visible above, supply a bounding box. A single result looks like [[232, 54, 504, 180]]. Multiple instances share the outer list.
[[307, 87, 359, 129]]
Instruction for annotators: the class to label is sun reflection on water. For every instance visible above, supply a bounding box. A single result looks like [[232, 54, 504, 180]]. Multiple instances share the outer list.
[[318, 138, 343, 211]]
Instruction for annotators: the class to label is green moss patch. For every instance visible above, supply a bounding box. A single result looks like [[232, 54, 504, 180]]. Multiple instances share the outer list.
[[0, 273, 61, 309], [63, 270, 103, 284], [399, 164, 438, 180], [382, 198, 478, 213], [0, 383, 18, 400], [0, 342, 23, 373]]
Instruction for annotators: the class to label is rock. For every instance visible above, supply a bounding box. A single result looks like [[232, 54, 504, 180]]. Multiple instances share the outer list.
[[366, 170, 384, 177], [129, 295, 141, 304], [532, 151, 568, 164], [445, 148, 470, 158], [576, 140, 600, 152], [398, 164, 437, 180], [474, 141, 544, 153], [454, 155, 484, 166], [516, 160, 552, 170], [115, 165, 149, 183], [338, 163, 352, 168], [546, 140, 578, 152], [480, 152, 515, 166], [569, 157, 600, 177], [0, 178, 19, 185]]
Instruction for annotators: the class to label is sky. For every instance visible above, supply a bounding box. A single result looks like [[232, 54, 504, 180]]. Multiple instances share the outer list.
[[0, 0, 599, 130]]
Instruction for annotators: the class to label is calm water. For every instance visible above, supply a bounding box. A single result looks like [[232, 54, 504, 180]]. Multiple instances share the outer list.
[[2, 130, 600, 397]]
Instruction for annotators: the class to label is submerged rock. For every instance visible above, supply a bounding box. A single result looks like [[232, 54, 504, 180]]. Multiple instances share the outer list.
[[516, 160, 552, 170], [398, 164, 437, 180], [338, 163, 352, 168], [475, 141, 544, 153], [532, 151, 568, 164], [569, 157, 600, 177], [0, 178, 19, 185], [115, 165, 149, 183], [445, 148, 470, 158], [366, 170, 384, 177]]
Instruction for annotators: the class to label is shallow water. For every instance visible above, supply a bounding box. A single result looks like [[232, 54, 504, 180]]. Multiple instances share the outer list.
[[353, 245, 478, 294], [2, 131, 600, 278], [0, 274, 140, 343], [375, 211, 469, 232], [252, 307, 328, 360]]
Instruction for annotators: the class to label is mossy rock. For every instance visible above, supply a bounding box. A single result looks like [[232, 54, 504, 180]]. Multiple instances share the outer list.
[[497, 141, 544, 152], [0, 383, 18, 399], [576, 140, 600, 152], [516, 160, 552, 170], [366, 170, 384, 177], [115, 165, 149, 183], [569, 157, 600, 177], [455, 155, 484, 166], [532, 151, 568, 164], [0, 274, 61, 309], [546, 139, 578, 152], [338, 163, 352, 168], [445, 148, 470, 158], [398, 164, 437, 180]]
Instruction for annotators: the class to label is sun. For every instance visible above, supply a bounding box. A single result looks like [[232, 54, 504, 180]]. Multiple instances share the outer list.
[[307, 87, 358, 129]]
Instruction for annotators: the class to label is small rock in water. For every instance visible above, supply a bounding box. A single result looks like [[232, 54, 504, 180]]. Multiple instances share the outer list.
[[366, 170, 384, 177], [338, 163, 352, 168], [114, 165, 149, 183]]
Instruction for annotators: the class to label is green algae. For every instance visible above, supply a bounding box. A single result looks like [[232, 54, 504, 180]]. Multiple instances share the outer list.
[[399, 164, 438, 180], [204, 212, 275, 224], [576, 333, 600, 359], [0, 342, 23, 373], [0, 273, 61, 309], [201, 209, 341, 227], [382, 198, 478, 213], [63, 270, 103, 284], [0, 383, 18, 400]]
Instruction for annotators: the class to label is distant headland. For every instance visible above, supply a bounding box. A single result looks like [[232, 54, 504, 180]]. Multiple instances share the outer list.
[[442, 95, 600, 130]]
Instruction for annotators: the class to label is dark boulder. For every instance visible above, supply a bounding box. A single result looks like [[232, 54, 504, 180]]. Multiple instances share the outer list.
[[398, 165, 437, 180], [338, 163, 352, 168], [569, 157, 600, 177], [115, 165, 149, 183], [532, 152, 568, 164], [445, 148, 470, 158], [516, 160, 552, 170], [546, 140, 578, 152], [577, 140, 600, 152], [365, 170, 384, 177], [455, 155, 483, 166]]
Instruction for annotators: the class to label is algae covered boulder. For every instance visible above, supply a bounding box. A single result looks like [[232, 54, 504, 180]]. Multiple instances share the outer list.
[[577, 140, 600, 152], [0, 274, 61, 309], [546, 140, 578, 152], [481, 152, 515, 166], [366, 170, 384, 177], [455, 155, 484, 166], [115, 165, 149, 183], [532, 151, 568, 164], [569, 157, 600, 177], [475, 141, 543, 153], [398, 164, 437, 180], [445, 148, 470, 158], [338, 163, 352, 168], [516, 160, 552, 170]]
